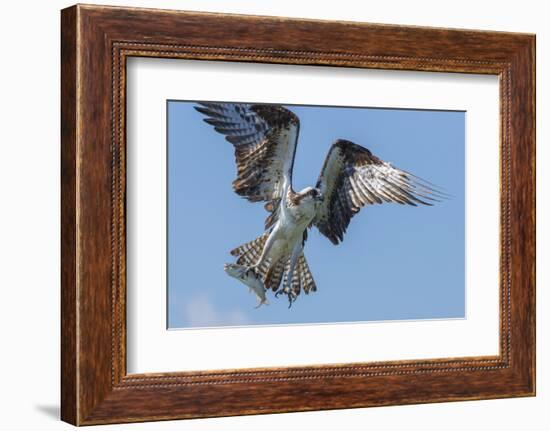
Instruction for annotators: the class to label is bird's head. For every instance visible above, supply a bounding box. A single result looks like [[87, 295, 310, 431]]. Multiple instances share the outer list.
[[297, 186, 323, 203]]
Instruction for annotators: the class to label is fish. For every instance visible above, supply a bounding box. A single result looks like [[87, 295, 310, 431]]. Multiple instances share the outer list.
[[224, 263, 269, 308]]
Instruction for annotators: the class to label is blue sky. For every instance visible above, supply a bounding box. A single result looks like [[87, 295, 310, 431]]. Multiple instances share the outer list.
[[167, 101, 465, 329]]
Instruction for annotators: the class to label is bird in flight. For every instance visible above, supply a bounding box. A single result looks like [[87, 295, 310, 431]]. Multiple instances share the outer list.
[[195, 102, 445, 307]]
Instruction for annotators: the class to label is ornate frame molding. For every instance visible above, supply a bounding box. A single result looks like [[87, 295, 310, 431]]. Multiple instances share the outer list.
[[61, 5, 535, 425]]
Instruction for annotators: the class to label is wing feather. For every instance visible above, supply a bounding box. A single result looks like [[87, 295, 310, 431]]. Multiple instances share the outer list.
[[195, 103, 300, 212], [313, 139, 445, 245]]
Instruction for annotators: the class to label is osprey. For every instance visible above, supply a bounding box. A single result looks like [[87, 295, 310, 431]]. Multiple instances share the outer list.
[[195, 102, 444, 307]]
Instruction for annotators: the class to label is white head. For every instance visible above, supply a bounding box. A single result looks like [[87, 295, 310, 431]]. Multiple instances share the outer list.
[[297, 186, 323, 204]]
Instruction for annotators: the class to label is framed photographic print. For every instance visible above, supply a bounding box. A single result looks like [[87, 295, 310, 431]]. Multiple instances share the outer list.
[[61, 4, 535, 425]]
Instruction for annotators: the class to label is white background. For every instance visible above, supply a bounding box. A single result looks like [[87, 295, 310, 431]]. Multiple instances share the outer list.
[[0, 0, 546, 430]]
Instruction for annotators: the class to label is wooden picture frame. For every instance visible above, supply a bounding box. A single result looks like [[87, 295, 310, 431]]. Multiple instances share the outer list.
[[61, 4, 535, 425]]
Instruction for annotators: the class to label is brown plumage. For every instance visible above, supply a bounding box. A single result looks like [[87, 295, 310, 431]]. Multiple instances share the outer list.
[[195, 103, 299, 212], [313, 139, 446, 245]]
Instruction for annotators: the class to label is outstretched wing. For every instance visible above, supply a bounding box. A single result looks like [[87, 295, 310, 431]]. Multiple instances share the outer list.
[[313, 139, 445, 245], [195, 102, 299, 207]]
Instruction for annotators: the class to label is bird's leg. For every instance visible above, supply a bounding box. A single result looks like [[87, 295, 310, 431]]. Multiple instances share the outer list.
[[276, 243, 301, 306], [247, 230, 276, 274]]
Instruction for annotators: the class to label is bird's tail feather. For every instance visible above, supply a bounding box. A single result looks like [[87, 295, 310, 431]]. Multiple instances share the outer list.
[[230, 232, 269, 267], [281, 253, 317, 297], [230, 234, 317, 298], [264, 258, 285, 292], [298, 253, 317, 294]]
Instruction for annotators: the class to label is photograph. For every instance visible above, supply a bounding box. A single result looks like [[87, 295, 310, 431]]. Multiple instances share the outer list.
[[167, 101, 465, 328], [53, 3, 536, 426]]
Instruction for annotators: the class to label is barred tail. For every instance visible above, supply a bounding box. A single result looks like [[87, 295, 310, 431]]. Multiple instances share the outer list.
[[264, 258, 285, 292], [281, 253, 317, 298], [230, 236, 317, 300], [230, 232, 269, 267], [298, 253, 317, 294]]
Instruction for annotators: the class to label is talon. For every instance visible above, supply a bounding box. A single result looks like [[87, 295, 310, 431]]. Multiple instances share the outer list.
[[287, 292, 296, 308]]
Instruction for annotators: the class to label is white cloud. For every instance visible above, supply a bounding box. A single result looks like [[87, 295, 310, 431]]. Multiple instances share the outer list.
[[183, 295, 249, 328]]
